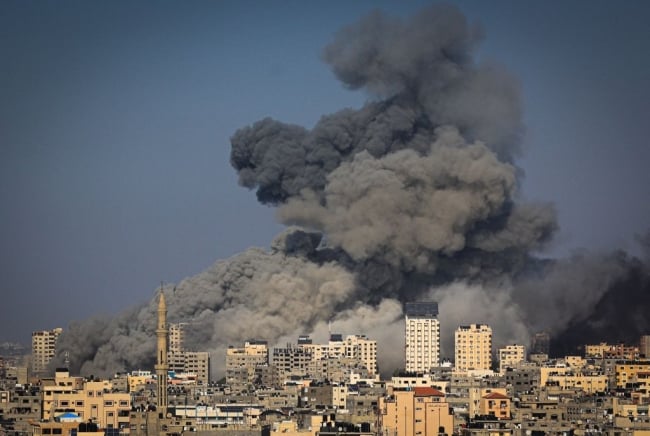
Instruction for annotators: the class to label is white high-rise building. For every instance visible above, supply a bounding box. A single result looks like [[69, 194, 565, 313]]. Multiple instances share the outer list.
[[404, 302, 440, 372], [454, 324, 492, 373], [31, 327, 63, 374]]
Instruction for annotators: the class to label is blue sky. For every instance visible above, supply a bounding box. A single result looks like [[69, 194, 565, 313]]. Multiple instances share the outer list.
[[1, 1, 649, 342]]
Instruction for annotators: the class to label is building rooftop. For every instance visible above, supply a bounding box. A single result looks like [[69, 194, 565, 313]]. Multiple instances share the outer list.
[[414, 387, 445, 397], [404, 302, 438, 317]]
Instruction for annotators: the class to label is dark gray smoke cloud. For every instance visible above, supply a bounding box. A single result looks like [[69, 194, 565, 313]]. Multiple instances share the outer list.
[[232, 4, 555, 298], [52, 5, 644, 378], [230, 5, 522, 206]]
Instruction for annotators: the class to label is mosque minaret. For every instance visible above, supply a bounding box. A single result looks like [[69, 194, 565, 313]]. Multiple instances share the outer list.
[[155, 291, 168, 414]]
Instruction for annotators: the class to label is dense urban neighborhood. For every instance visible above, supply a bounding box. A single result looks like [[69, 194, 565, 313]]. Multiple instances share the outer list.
[[2, 297, 650, 436]]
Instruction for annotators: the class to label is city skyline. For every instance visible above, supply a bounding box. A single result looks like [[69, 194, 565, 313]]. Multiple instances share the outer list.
[[1, 0, 649, 349]]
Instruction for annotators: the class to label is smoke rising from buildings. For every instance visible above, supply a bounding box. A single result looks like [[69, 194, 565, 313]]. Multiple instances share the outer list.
[[52, 5, 649, 378]]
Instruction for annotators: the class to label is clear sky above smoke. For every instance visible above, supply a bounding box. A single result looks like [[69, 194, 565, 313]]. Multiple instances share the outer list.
[[1, 0, 649, 343]]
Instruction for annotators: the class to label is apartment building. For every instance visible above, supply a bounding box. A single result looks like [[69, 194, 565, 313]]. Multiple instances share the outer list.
[[41, 369, 130, 430], [498, 344, 525, 374], [166, 322, 210, 385], [271, 344, 313, 379], [455, 324, 492, 373], [328, 334, 378, 376], [226, 340, 269, 388], [404, 302, 441, 372], [379, 387, 453, 436], [168, 322, 187, 355], [31, 328, 62, 374], [586, 342, 640, 359]]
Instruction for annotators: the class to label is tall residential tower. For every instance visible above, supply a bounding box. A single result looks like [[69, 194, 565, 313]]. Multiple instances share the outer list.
[[31, 327, 63, 375], [404, 302, 440, 372], [455, 324, 492, 373]]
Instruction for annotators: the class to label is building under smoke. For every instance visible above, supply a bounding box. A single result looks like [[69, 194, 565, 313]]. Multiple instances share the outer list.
[[405, 302, 440, 373], [49, 4, 650, 380], [530, 332, 550, 356]]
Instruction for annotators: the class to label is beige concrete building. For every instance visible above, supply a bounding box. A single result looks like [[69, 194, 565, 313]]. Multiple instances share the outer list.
[[546, 372, 608, 393], [272, 344, 313, 380], [328, 334, 378, 376], [539, 364, 568, 387], [615, 361, 650, 388], [565, 355, 586, 368], [182, 351, 210, 385], [498, 344, 525, 374], [168, 322, 186, 355], [379, 387, 453, 436], [479, 392, 511, 419], [404, 302, 441, 373], [272, 334, 378, 383], [226, 340, 269, 387], [127, 370, 155, 392], [31, 327, 63, 374], [166, 321, 210, 386], [586, 342, 640, 359], [455, 324, 492, 373], [297, 334, 378, 379], [41, 370, 130, 430]]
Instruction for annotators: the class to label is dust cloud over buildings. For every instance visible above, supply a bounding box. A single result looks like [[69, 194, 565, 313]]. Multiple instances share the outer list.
[[51, 5, 649, 378]]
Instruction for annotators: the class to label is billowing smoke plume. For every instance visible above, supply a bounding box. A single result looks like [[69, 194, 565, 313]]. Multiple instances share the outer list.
[[52, 5, 649, 378]]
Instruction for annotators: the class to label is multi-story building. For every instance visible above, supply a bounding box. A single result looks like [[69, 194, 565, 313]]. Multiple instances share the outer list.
[[546, 372, 608, 393], [0, 385, 42, 434], [168, 322, 187, 355], [126, 370, 155, 392], [270, 334, 379, 384], [226, 340, 269, 388], [299, 384, 347, 409], [182, 351, 210, 385], [166, 322, 210, 385], [455, 324, 492, 373], [404, 302, 440, 372], [329, 334, 378, 376], [41, 369, 130, 430], [530, 331, 550, 355], [586, 342, 640, 359], [379, 387, 453, 436], [271, 344, 313, 379], [615, 361, 650, 388], [31, 328, 62, 374], [502, 363, 541, 396], [498, 344, 525, 374], [479, 391, 511, 419], [640, 335, 650, 358]]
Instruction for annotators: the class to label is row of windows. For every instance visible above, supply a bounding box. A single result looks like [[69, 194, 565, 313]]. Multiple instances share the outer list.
[[51, 399, 129, 408]]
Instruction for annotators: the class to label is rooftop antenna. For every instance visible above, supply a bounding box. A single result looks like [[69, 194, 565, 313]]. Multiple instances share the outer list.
[[64, 351, 70, 370]]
